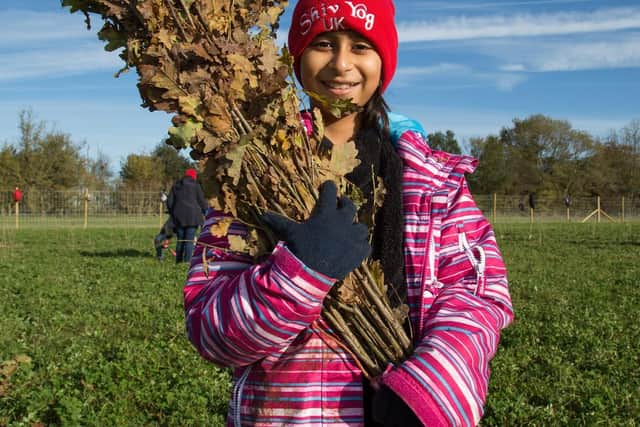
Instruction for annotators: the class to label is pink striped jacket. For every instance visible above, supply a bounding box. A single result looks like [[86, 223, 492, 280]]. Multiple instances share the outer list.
[[184, 129, 513, 426]]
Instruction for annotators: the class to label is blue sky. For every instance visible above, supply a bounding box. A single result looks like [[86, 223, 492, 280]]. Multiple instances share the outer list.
[[1, 0, 639, 172]]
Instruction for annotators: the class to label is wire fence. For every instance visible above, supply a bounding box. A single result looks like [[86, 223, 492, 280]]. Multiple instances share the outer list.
[[1, 189, 166, 229], [474, 194, 640, 223], [1, 189, 639, 229]]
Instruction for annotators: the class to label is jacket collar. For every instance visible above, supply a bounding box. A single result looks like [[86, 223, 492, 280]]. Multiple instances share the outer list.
[[395, 130, 478, 190], [298, 111, 478, 189]]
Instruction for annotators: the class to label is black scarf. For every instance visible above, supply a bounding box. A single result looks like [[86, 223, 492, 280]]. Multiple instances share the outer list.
[[327, 129, 408, 426], [338, 128, 406, 305]]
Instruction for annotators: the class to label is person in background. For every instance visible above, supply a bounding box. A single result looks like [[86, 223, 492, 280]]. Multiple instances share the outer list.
[[153, 215, 176, 260], [13, 187, 23, 204], [167, 168, 208, 263], [153, 189, 174, 260], [183, 0, 513, 425]]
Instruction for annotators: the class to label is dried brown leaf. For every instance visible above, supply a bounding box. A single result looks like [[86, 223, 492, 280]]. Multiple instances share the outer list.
[[228, 235, 247, 252], [210, 217, 233, 237], [155, 28, 177, 49], [226, 141, 249, 186], [329, 141, 361, 176], [64, 0, 411, 380], [222, 183, 238, 218], [179, 95, 203, 120]]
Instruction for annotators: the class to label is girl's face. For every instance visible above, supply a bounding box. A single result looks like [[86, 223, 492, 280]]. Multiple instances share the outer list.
[[300, 31, 382, 110]]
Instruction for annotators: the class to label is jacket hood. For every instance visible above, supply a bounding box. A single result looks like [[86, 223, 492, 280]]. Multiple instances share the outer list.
[[395, 129, 477, 190]]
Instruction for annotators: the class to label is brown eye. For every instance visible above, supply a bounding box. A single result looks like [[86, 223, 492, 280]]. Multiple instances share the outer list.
[[353, 43, 373, 52], [311, 40, 333, 50]]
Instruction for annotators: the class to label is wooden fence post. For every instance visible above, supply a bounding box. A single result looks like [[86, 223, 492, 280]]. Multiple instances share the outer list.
[[83, 189, 90, 229], [492, 193, 497, 223], [582, 195, 615, 223], [622, 196, 625, 223]]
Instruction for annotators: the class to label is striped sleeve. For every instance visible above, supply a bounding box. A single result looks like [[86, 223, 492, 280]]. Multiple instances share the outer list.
[[183, 210, 335, 368], [383, 180, 514, 427]]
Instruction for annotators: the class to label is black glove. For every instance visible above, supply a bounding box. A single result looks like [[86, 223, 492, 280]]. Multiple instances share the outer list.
[[261, 181, 371, 280], [372, 386, 423, 427]]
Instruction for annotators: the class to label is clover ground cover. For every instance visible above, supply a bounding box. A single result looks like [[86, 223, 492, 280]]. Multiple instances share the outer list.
[[0, 223, 638, 426]]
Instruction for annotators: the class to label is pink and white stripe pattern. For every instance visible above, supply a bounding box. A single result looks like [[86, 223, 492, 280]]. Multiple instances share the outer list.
[[183, 130, 513, 426]]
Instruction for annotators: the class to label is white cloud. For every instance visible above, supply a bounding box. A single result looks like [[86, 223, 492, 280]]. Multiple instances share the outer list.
[[0, 9, 114, 81], [408, 0, 592, 12], [396, 63, 470, 77], [0, 9, 95, 46], [390, 104, 635, 141], [393, 63, 528, 91], [493, 74, 528, 91], [398, 7, 640, 42], [530, 37, 640, 72], [393, 63, 471, 89], [0, 45, 121, 82], [488, 33, 640, 72], [502, 64, 527, 72]]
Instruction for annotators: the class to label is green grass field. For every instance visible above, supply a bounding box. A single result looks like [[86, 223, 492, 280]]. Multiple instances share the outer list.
[[1, 224, 639, 426]]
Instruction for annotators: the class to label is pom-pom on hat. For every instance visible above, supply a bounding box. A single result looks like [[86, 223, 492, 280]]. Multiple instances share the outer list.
[[288, 0, 398, 93], [184, 168, 198, 180]]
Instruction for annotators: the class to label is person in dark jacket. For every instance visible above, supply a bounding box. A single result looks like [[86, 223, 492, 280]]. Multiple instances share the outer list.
[[167, 168, 208, 263]]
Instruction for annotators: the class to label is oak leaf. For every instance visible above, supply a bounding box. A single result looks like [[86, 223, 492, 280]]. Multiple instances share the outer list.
[[179, 95, 204, 121], [329, 141, 361, 176], [228, 235, 247, 253], [210, 217, 233, 237], [168, 119, 202, 148]]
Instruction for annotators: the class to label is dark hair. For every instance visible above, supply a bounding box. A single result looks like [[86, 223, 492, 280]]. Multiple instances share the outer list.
[[359, 88, 390, 141]]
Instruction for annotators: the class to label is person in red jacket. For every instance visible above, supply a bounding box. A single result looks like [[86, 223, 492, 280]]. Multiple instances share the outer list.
[[13, 187, 23, 203], [184, 1, 513, 425]]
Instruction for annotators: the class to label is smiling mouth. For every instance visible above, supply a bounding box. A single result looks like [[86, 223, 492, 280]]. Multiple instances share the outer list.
[[323, 81, 359, 95]]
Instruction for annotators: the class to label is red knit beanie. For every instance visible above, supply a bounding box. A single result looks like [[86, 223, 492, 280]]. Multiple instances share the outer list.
[[184, 168, 197, 180], [288, 0, 398, 93]]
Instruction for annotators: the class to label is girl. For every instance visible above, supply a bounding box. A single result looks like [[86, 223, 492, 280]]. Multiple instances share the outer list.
[[183, 0, 514, 425]]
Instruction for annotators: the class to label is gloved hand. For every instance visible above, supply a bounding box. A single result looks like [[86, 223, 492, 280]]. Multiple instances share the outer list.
[[372, 386, 423, 427], [261, 181, 371, 280]]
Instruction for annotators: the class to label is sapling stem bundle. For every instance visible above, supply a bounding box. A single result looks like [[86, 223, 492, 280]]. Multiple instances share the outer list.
[[63, 0, 412, 378]]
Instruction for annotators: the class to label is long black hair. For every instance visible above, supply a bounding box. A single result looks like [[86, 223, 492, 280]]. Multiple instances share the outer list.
[[359, 88, 391, 141]]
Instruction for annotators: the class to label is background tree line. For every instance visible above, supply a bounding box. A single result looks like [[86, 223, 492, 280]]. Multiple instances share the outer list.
[[1, 110, 638, 201], [466, 115, 640, 200], [0, 110, 194, 195]]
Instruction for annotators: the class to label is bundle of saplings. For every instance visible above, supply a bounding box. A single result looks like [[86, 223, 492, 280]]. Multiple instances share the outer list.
[[62, 0, 412, 377]]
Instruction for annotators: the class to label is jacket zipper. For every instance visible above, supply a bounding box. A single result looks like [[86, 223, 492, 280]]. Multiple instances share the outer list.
[[233, 365, 252, 427]]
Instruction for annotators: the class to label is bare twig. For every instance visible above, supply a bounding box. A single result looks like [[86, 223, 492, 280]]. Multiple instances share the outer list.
[[323, 305, 380, 376], [66, 0, 414, 380], [350, 308, 389, 366], [177, 0, 197, 29], [352, 305, 397, 362], [165, 0, 189, 41], [359, 265, 412, 350]]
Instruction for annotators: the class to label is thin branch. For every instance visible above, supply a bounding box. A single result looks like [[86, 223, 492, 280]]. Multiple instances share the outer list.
[[349, 308, 389, 366], [359, 264, 412, 350], [323, 305, 380, 377], [177, 0, 197, 29], [352, 305, 397, 363], [165, 0, 189, 42]]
